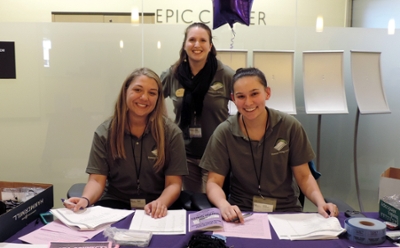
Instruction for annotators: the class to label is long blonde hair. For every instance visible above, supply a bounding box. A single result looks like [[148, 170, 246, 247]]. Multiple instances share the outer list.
[[109, 68, 166, 172]]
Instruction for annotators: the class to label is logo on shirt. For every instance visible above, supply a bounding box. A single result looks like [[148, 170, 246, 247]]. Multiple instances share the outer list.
[[274, 139, 287, 151], [210, 82, 223, 91], [148, 149, 158, 160]]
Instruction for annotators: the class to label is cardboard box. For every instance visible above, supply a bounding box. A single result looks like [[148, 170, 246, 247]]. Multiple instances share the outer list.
[[0, 181, 53, 242], [379, 199, 400, 225], [379, 167, 400, 200]]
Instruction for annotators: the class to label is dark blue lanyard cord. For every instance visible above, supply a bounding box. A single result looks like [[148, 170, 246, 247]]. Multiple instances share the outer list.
[[128, 118, 148, 194], [130, 135, 143, 194], [242, 111, 269, 197]]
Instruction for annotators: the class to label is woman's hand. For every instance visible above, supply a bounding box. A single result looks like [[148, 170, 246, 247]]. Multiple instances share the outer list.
[[144, 200, 168, 218], [142, 175, 181, 219], [220, 204, 244, 223], [318, 202, 339, 218], [63, 197, 88, 212]]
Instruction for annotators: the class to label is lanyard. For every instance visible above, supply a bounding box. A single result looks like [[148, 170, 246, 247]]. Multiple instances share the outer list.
[[242, 111, 269, 198], [130, 135, 143, 195], [127, 118, 149, 195]]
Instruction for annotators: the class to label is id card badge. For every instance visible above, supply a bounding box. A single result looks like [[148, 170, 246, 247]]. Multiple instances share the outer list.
[[130, 192, 147, 209], [252, 196, 277, 212], [189, 125, 202, 138]]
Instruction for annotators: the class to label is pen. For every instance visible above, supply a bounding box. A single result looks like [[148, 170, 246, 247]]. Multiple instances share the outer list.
[[231, 212, 253, 222], [61, 198, 76, 206]]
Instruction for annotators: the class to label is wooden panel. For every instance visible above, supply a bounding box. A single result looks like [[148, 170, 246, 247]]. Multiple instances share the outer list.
[[103, 15, 131, 23], [216, 50, 247, 71], [143, 15, 155, 24], [52, 13, 155, 24], [52, 14, 103, 23]]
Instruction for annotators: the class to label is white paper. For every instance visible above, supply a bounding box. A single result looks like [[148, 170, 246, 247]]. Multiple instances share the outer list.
[[0, 244, 48, 248], [268, 213, 345, 240], [129, 209, 186, 235], [50, 206, 134, 230]]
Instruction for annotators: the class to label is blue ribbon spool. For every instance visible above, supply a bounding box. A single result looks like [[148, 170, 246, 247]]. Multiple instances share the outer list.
[[345, 217, 386, 245]]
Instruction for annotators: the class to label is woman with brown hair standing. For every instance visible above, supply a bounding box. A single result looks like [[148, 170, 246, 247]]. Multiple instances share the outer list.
[[162, 23, 234, 193]]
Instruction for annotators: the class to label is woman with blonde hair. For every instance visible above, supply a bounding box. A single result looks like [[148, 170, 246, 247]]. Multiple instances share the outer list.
[[65, 68, 188, 218]]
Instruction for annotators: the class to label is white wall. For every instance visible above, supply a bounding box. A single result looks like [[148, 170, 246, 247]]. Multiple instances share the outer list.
[[0, 0, 349, 27], [353, 0, 400, 28]]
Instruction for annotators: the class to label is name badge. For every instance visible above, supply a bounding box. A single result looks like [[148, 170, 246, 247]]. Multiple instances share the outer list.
[[130, 199, 146, 209], [175, 88, 184, 97], [252, 196, 277, 212], [189, 126, 202, 138], [130, 192, 147, 209]]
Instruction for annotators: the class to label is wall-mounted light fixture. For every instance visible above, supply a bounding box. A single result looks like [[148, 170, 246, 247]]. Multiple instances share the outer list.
[[316, 16, 324, 32], [388, 18, 395, 35], [42, 39, 51, 67], [131, 7, 139, 23]]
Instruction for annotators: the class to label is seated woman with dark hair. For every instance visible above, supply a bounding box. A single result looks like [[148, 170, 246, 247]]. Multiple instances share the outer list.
[[200, 67, 339, 223]]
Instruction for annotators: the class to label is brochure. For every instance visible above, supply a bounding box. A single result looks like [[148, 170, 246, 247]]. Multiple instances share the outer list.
[[188, 208, 224, 232]]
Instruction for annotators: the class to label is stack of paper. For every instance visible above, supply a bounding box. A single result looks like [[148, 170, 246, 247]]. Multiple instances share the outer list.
[[129, 209, 186, 235], [51, 206, 134, 230], [19, 220, 106, 244], [268, 213, 346, 240]]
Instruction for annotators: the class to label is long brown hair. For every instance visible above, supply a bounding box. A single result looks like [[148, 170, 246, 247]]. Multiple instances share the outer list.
[[172, 22, 217, 78], [109, 68, 166, 172]]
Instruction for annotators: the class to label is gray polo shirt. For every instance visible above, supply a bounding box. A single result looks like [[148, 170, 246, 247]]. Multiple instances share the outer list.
[[161, 60, 235, 159], [86, 117, 188, 203], [200, 108, 315, 212]]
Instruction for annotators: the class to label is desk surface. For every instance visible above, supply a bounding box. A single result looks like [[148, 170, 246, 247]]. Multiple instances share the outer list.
[[6, 212, 398, 248]]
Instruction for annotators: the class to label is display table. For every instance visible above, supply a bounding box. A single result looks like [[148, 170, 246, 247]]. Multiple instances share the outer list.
[[5, 212, 397, 248]]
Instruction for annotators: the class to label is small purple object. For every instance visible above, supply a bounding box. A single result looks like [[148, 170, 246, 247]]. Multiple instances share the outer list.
[[212, 0, 254, 30]]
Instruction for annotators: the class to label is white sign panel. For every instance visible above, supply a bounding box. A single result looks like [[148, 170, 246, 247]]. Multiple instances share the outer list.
[[303, 51, 348, 114], [253, 50, 296, 114], [351, 51, 390, 114]]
